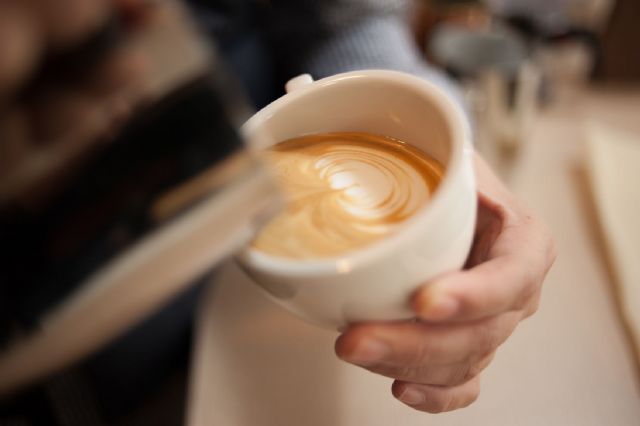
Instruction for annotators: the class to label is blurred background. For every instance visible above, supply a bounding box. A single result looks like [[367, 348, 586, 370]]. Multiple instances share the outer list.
[[1, 0, 639, 425]]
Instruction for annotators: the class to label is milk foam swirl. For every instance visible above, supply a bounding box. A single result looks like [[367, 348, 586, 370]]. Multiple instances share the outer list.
[[252, 132, 443, 259]]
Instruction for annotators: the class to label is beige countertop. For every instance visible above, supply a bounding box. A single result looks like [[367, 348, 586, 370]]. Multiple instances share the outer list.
[[186, 87, 640, 426]]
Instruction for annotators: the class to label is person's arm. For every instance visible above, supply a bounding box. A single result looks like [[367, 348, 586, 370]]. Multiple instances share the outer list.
[[268, 0, 556, 414], [267, 0, 465, 109]]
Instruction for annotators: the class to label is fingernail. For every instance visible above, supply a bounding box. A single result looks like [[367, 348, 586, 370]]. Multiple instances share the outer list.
[[399, 387, 425, 405], [417, 290, 458, 320], [347, 339, 390, 366]]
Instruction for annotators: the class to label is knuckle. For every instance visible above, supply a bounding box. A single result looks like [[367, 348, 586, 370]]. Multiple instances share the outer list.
[[465, 359, 487, 382], [547, 235, 558, 265], [513, 268, 539, 311], [424, 392, 454, 413], [475, 322, 501, 354], [468, 389, 481, 407], [412, 338, 436, 365], [420, 378, 482, 413], [374, 363, 416, 382], [461, 382, 481, 408], [448, 363, 472, 386], [396, 364, 416, 380], [441, 393, 459, 413], [523, 291, 542, 318], [448, 356, 489, 386], [379, 361, 442, 385]]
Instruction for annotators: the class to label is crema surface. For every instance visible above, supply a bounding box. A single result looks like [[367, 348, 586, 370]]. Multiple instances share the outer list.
[[252, 132, 443, 259]]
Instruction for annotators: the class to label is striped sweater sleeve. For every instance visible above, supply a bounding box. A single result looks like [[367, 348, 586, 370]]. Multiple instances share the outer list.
[[266, 0, 468, 114]]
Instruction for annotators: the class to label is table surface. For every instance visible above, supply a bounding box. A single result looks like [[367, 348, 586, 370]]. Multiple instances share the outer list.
[[186, 86, 640, 426]]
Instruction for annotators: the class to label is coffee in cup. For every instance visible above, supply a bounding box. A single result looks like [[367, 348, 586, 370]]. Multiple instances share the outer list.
[[252, 131, 444, 259]]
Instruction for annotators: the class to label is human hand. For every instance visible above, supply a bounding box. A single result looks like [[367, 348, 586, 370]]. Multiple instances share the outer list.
[[0, 0, 149, 205], [335, 152, 556, 413]]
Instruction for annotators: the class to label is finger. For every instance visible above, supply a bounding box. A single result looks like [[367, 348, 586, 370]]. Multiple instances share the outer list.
[[522, 287, 542, 319], [413, 256, 532, 322], [413, 217, 553, 322], [392, 376, 481, 413], [336, 316, 515, 385], [372, 350, 494, 387]]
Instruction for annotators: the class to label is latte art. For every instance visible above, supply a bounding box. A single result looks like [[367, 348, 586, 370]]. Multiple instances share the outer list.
[[252, 132, 444, 259]]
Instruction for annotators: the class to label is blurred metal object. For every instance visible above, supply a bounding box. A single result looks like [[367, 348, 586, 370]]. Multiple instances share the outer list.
[[411, 0, 491, 54], [430, 23, 528, 78], [485, 0, 615, 34], [428, 21, 537, 151], [0, 0, 281, 396], [478, 60, 540, 153]]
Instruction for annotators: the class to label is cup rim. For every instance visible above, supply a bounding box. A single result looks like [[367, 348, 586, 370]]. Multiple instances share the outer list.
[[239, 69, 471, 276]]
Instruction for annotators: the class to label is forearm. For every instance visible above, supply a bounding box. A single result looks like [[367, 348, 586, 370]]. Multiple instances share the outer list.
[[267, 0, 466, 111]]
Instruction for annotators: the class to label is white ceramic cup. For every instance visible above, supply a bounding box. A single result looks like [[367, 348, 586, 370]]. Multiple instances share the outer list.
[[239, 70, 476, 330]]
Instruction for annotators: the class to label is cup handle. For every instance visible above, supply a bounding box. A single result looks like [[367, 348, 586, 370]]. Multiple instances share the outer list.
[[285, 74, 314, 94]]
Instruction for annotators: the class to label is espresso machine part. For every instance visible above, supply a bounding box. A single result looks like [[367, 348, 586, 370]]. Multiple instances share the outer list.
[[0, 0, 281, 396]]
